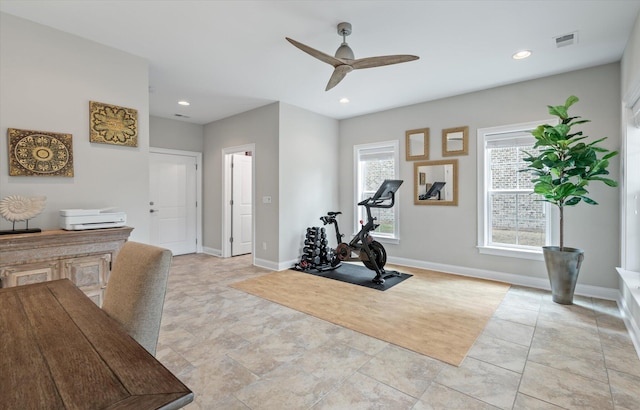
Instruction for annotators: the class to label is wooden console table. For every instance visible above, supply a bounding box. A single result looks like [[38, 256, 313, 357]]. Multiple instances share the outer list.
[[0, 227, 133, 305]]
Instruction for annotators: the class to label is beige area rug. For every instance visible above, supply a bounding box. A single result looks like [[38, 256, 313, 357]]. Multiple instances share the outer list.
[[231, 265, 510, 366]]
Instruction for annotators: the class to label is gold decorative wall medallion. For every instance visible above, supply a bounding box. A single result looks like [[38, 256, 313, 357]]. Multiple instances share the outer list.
[[8, 128, 74, 177], [89, 101, 138, 146]]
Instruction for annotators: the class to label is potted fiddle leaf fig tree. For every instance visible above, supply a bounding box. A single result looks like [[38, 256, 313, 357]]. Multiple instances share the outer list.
[[522, 95, 618, 304]]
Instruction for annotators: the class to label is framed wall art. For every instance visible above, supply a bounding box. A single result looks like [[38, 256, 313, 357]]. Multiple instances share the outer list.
[[405, 128, 429, 161], [414, 159, 458, 206], [442, 126, 469, 157], [89, 101, 138, 147], [8, 128, 74, 177]]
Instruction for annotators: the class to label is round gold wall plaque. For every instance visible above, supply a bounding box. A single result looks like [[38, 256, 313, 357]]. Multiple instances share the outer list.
[[15, 134, 69, 173]]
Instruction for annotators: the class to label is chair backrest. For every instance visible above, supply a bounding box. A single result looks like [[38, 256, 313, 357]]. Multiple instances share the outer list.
[[102, 241, 172, 356]]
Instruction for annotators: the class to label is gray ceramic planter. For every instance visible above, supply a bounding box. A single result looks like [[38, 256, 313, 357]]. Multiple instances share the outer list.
[[542, 246, 585, 304]]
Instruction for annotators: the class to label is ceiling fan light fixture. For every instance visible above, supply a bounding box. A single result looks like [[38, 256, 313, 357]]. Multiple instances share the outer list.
[[335, 43, 354, 60], [335, 22, 354, 60]]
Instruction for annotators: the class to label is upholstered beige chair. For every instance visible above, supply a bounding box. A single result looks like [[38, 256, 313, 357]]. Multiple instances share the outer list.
[[102, 241, 172, 356]]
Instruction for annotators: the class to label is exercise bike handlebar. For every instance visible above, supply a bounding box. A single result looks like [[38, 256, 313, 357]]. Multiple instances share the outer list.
[[357, 190, 397, 209]]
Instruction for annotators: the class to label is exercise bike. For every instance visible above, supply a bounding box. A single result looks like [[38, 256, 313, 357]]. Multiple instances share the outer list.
[[320, 179, 403, 284]]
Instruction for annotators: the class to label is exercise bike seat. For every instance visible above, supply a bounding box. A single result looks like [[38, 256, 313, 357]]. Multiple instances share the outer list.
[[327, 211, 342, 216]]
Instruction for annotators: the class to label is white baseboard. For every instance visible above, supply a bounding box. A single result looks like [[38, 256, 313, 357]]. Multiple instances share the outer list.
[[199, 248, 279, 273], [387, 256, 619, 301], [278, 258, 300, 271], [202, 247, 221, 257], [254, 257, 279, 271]]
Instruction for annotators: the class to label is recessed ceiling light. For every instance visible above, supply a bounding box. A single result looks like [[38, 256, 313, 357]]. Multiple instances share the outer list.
[[512, 50, 532, 60], [339, 97, 350, 104], [178, 100, 190, 106]]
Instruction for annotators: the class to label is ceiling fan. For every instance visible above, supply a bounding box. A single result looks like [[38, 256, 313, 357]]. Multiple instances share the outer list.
[[286, 22, 419, 91]]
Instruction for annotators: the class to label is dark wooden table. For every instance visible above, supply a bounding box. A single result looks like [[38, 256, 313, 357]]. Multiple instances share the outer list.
[[0, 279, 193, 409]]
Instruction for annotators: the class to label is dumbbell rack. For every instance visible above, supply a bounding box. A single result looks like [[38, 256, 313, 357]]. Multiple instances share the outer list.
[[293, 226, 340, 271]]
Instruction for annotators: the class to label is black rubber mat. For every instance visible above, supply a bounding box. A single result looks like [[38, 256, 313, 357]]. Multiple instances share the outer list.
[[303, 262, 412, 291]]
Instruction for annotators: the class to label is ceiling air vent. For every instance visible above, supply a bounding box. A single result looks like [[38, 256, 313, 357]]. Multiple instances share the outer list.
[[174, 113, 190, 118], [554, 32, 578, 48]]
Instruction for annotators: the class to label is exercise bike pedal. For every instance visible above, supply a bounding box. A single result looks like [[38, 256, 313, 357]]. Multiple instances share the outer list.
[[382, 270, 401, 279]]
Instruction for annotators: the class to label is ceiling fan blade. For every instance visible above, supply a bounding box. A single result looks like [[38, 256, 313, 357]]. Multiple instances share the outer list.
[[286, 37, 346, 67], [325, 65, 353, 91], [351, 55, 419, 70]]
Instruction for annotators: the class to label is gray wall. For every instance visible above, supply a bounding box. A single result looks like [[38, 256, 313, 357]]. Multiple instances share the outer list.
[[203, 103, 280, 264], [202, 102, 340, 269], [150, 116, 204, 152], [339, 63, 621, 290], [622, 13, 640, 95], [0, 13, 151, 242], [278, 103, 339, 265]]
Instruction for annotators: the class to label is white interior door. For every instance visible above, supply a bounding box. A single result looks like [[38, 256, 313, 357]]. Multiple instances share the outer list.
[[232, 153, 253, 256], [149, 152, 197, 255]]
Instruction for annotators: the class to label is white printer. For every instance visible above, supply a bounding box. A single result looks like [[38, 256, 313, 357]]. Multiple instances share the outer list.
[[60, 209, 127, 230]]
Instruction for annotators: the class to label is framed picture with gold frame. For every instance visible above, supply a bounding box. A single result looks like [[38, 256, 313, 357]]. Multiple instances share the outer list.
[[442, 126, 469, 157], [89, 101, 138, 147], [414, 159, 458, 206], [405, 128, 429, 161], [8, 128, 74, 177]]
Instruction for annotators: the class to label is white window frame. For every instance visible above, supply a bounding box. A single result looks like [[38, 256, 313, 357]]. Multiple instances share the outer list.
[[477, 119, 558, 260], [353, 140, 400, 244]]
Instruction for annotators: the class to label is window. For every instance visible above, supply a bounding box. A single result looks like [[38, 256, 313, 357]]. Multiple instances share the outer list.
[[477, 120, 557, 259], [354, 140, 400, 242]]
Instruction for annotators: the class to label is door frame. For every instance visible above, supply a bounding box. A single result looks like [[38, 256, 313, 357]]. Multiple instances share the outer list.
[[222, 143, 256, 259], [149, 147, 203, 253]]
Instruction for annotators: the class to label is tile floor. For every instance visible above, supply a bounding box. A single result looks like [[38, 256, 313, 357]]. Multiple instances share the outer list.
[[156, 253, 640, 410]]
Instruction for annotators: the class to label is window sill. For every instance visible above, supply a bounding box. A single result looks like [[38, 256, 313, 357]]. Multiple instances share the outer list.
[[373, 236, 400, 245], [477, 245, 544, 261]]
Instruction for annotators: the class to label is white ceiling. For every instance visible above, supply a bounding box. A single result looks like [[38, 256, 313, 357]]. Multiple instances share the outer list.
[[2, 1, 639, 125]]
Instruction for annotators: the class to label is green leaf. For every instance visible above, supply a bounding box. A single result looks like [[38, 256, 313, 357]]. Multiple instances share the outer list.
[[554, 124, 570, 137], [548, 105, 568, 119], [590, 176, 618, 187], [533, 183, 554, 195], [567, 136, 587, 144], [569, 119, 590, 126], [565, 95, 579, 107], [531, 126, 546, 138], [574, 187, 588, 196], [530, 159, 544, 169], [602, 151, 619, 160], [565, 197, 581, 206], [556, 183, 577, 198], [582, 197, 598, 205]]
